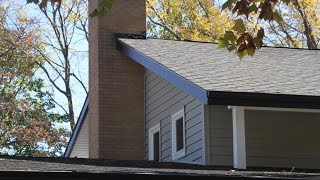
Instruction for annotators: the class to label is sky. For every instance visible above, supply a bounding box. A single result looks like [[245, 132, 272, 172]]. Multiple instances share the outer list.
[[16, 0, 89, 130], [12, 0, 227, 130]]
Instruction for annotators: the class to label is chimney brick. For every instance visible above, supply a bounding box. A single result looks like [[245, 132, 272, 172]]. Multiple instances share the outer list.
[[89, 0, 146, 160]]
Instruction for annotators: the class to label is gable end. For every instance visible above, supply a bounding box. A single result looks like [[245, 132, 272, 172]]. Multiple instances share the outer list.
[[117, 38, 209, 104]]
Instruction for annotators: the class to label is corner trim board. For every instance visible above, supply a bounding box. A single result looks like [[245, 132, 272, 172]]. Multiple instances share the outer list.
[[232, 106, 246, 169]]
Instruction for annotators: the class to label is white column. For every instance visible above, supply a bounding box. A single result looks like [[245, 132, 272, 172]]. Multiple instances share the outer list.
[[232, 106, 246, 169]]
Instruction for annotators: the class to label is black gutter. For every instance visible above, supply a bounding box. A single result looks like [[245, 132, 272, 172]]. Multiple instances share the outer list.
[[208, 91, 320, 109], [116, 38, 209, 104], [64, 95, 89, 157]]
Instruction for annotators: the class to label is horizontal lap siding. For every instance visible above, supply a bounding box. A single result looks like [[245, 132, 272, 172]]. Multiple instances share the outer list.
[[145, 70, 205, 165], [246, 110, 320, 169], [70, 115, 89, 158], [209, 105, 233, 166], [208, 106, 320, 169]]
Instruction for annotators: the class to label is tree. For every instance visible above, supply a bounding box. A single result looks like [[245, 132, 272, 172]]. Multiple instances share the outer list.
[[218, 0, 320, 58], [82, 0, 320, 58], [147, 0, 320, 57], [147, 0, 233, 42], [28, 0, 88, 130], [0, 2, 69, 157], [263, 0, 320, 48]]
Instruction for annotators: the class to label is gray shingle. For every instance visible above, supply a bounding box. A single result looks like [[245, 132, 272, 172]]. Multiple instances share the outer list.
[[119, 38, 320, 97]]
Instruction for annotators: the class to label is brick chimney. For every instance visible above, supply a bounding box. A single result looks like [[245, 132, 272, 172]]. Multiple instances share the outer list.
[[89, 0, 146, 159]]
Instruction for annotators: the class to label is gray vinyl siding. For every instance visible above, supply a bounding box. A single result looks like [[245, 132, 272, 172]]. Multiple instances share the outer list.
[[208, 105, 320, 169], [246, 110, 320, 169], [145, 70, 205, 165], [70, 115, 89, 158], [208, 105, 233, 166]]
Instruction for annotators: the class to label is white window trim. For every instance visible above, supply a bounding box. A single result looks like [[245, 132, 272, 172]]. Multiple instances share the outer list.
[[172, 108, 186, 160], [148, 123, 160, 161]]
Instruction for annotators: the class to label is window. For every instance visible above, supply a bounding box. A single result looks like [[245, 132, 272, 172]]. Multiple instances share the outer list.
[[148, 124, 160, 161], [172, 108, 185, 160]]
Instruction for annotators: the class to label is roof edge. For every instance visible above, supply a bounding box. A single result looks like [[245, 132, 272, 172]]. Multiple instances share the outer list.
[[208, 91, 320, 109], [117, 38, 320, 109], [145, 37, 320, 52], [114, 33, 146, 40], [116, 38, 209, 104], [64, 95, 89, 157]]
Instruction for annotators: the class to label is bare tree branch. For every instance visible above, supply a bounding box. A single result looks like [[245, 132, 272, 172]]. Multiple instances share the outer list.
[[70, 73, 88, 94], [147, 15, 181, 40], [35, 61, 66, 95], [48, 93, 68, 114], [292, 0, 317, 49]]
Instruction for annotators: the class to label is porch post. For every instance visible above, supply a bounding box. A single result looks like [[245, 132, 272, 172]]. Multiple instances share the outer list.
[[232, 106, 246, 169]]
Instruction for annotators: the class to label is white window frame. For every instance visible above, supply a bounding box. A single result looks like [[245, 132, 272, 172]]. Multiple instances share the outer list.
[[148, 123, 161, 161], [171, 108, 186, 160]]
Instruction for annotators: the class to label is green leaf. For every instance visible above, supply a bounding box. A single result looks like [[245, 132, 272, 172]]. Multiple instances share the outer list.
[[232, 19, 246, 33], [247, 47, 255, 56], [89, 9, 100, 18], [222, 0, 237, 10], [89, 0, 114, 18], [26, 0, 39, 3], [39, 0, 48, 8], [224, 31, 237, 43], [273, 11, 282, 24], [218, 39, 229, 49], [248, 4, 258, 13], [264, 9, 273, 21], [236, 50, 246, 60], [281, 0, 291, 5], [253, 37, 262, 48], [100, 0, 114, 9], [227, 44, 236, 52]]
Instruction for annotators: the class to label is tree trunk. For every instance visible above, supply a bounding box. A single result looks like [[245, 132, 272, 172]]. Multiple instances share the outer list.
[[66, 86, 75, 130], [293, 0, 317, 49]]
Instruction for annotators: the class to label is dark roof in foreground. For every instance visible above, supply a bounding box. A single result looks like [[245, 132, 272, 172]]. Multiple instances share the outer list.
[[117, 38, 320, 108], [1, 156, 320, 179]]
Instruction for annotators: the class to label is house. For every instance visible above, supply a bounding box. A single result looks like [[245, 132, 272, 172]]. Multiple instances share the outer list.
[[64, 0, 320, 170]]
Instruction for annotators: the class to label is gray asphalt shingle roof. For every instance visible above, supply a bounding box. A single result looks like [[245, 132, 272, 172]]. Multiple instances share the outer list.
[[119, 38, 320, 97], [2, 156, 320, 179]]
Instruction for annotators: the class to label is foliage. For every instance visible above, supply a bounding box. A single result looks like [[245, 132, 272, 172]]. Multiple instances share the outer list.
[[26, 0, 61, 8], [89, 0, 114, 17], [26, 0, 89, 130], [27, 0, 111, 17], [263, 0, 320, 48], [26, 0, 320, 59], [147, 0, 234, 42], [219, 0, 320, 58], [0, 3, 69, 157]]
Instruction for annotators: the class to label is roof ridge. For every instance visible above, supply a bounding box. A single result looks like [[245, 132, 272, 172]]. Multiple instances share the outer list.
[[144, 37, 320, 51]]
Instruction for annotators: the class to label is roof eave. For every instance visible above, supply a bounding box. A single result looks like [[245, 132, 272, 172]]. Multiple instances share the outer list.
[[116, 38, 209, 104], [208, 91, 320, 109], [117, 37, 320, 109]]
